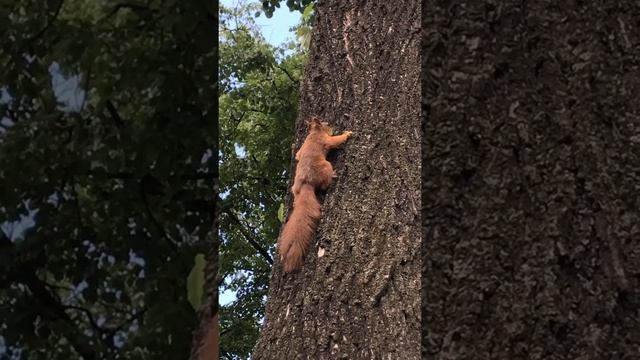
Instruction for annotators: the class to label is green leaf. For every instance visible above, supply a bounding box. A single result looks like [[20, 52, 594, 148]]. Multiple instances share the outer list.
[[277, 202, 285, 222], [302, 2, 314, 20], [187, 254, 206, 311]]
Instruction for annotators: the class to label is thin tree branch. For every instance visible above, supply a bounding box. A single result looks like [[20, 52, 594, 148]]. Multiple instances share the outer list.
[[275, 64, 296, 84], [103, 306, 148, 342], [222, 209, 273, 265], [63, 304, 102, 332], [113, 306, 147, 333], [140, 186, 178, 252], [19, 271, 99, 360], [28, 0, 65, 43], [105, 99, 124, 127]]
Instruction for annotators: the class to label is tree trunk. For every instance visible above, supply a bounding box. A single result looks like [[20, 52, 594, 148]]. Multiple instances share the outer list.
[[190, 8, 220, 352], [423, 1, 640, 359], [253, 1, 421, 359]]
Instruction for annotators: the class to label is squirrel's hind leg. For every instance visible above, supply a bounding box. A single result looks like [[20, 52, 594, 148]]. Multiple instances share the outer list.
[[318, 161, 334, 190]]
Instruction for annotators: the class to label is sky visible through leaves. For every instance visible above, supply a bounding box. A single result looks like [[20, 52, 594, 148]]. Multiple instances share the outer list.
[[218, 0, 301, 306]]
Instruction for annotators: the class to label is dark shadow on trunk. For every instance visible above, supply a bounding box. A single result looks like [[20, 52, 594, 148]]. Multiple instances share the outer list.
[[423, 1, 640, 358]]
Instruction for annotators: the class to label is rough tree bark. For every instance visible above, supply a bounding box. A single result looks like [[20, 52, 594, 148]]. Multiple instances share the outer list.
[[253, 1, 421, 359], [423, 1, 640, 359]]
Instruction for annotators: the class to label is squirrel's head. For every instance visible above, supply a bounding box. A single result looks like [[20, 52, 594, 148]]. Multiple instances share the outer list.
[[308, 116, 333, 134]]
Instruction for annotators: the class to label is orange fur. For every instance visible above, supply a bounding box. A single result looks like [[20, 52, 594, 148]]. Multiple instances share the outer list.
[[278, 117, 352, 273]]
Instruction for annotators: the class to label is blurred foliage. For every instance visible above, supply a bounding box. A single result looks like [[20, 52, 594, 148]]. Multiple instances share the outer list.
[[0, 0, 216, 359], [218, 2, 307, 359]]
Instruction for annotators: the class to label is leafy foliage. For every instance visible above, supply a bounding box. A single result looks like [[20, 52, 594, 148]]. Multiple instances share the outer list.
[[218, 3, 307, 359], [0, 0, 215, 359], [259, 0, 315, 18], [294, 2, 315, 49]]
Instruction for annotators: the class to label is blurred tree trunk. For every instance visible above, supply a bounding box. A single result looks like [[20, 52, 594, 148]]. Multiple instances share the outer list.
[[189, 2, 219, 356], [188, 109, 219, 359], [423, 1, 640, 358], [253, 1, 421, 359]]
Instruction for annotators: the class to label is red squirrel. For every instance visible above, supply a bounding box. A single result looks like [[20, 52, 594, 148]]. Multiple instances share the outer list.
[[278, 117, 353, 273]]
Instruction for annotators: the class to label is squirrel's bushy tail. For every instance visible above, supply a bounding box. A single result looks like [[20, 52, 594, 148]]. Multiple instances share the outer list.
[[278, 184, 321, 272]]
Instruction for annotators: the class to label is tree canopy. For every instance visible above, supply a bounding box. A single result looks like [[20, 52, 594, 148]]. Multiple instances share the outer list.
[[0, 1, 215, 359], [259, 0, 315, 18], [218, 2, 308, 358]]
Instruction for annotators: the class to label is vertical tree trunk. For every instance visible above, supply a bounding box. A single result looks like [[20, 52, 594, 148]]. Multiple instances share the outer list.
[[253, 1, 421, 359], [190, 7, 220, 351], [423, 1, 640, 358]]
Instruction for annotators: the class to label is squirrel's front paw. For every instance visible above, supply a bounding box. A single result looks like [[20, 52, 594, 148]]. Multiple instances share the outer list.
[[344, 131, 353, 137]]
